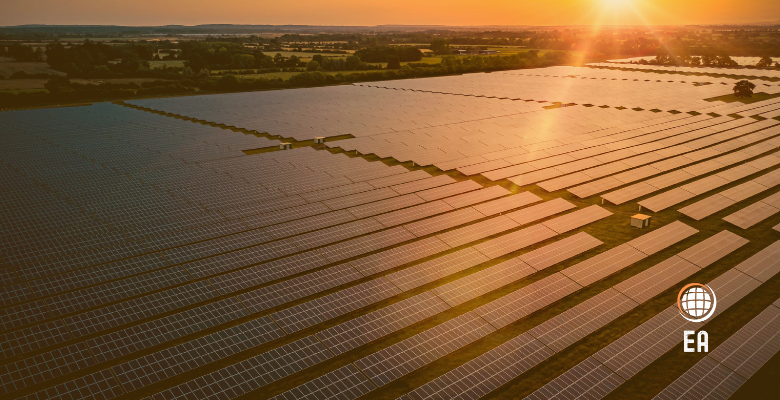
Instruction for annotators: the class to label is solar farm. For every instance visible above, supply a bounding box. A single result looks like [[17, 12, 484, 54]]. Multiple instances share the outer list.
[[2, 65, 780, 400]]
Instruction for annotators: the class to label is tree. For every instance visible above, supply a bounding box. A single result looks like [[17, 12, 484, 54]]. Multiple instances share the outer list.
[[44, 76, 71, 94], [186, 54, 207, 74], [306, 60, 321, 71], [312, 54, 324, 64], [120, 51, 148, 72], [733, 80, 756, 99], [273, 53, 285, 67], [716, 54, 737, 67], [218, 74, 240, 89], [430, 39, 450, 55], [344, 55, 361, 70], [386, 55, 401, 69], [701, 53, 714, 66], [756, 56, 773, 68]]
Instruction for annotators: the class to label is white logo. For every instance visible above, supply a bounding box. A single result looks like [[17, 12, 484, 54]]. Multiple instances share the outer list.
[[677, 283, 717, 323]]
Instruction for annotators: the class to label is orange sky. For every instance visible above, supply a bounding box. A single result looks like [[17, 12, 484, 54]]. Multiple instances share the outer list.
[[3, 0, 780, 27]]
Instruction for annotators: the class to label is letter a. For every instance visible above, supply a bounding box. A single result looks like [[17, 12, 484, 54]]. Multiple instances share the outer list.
[[698, 331, 708, 353]]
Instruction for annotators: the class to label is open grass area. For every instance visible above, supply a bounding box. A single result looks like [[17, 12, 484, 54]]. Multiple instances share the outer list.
[[148, 60, 186, 68], [0, 57, 65, 78]]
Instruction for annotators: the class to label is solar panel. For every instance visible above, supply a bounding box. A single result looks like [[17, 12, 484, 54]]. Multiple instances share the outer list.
[[528, 288, 638, 352], [45, 266, 193, 317], [625, 221, 698, 255], [709, 304, 780, 379], [151, 336, 334, 400], [562, 243, 647, 286], [19, 369, 123, 400], [289, 218, 384, 251], [676, 230, 749, 268], [140, 219, 249, 251], [87, 297, 249, 363], [354, 311, 496, 387], [474, 273, 581, 329], [392, 175, 457, 195], [613, 256, 699, 304], [436, 215, 519, 248], [457, 159, 511, 175], [349, 237, 451, 276], [473, 224, 558, 259], [269, 364, 376, 400], [0, 320, 72, 360], [386, 248, 489, 291], [181, 239, 303, 278], [432, 257, 536, 307], [25, 253, 169, 297], [367, 170, 432, 188], [404, 208, 485, 237], [568, 177, 624, 198], [406, 333, 553, 400], [505, 198, 576, 225], [596, 265, 767, 382], [723, 200, 780, 229], [317, 226, 416, 263], [442, 186, 510, 209], [602, 182, 657, 205], [519, 232, 603, 270], [238, 263, 363, 313], [315, 292, 450, 355], [347, 193, 427, 219], [638, 188, 697, 212], [523, 357, 624, 400], [593, 306, 692, 380], [733, 240, 780, 282], [652, 355, 745, 400], [300, 182, 375, 203], [678, 194, 736, 220], [508, 168, 565, 186], [416, 180, 483, 202], [323, 187, 399, 210], [717, 164, 761, 182], [111, 316, 284, 393], [542, 205, 612, 234], [0, 300, 51, 332], [64, 280, 219, 338], [0, 284, 34, 308], [470, 192, 543, 216], [270, 277, 401, 333], [5, 70, 780, 400], [263, 210, 356, 239], [0, 342, 95, 395], [201, 249, 328, 292], [538, 172, 593, 192]]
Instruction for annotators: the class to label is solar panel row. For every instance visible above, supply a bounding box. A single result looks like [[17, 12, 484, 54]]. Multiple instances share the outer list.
[[399, 228, 745, 400], [653, 302, 780, 399]]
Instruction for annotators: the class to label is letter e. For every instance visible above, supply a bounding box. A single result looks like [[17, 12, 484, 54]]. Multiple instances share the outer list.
[[684, 330, 695, 352]]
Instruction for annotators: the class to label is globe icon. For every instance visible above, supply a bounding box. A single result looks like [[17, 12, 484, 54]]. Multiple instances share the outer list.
[[677, 283, 716, 322]]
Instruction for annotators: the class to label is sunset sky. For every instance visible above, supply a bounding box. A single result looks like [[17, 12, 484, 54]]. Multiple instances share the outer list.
[[3, 0, 780, 26]]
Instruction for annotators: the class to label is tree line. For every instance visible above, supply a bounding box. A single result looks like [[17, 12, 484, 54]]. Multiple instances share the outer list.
[[0, 50, 568, 108]]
